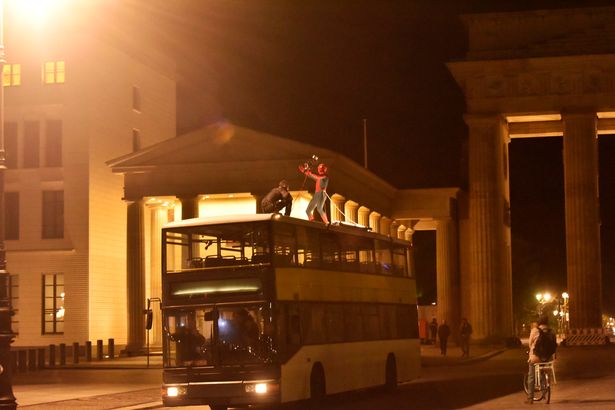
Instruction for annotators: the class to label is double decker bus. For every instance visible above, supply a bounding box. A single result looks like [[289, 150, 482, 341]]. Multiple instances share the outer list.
[[160, 213, 420, 409]]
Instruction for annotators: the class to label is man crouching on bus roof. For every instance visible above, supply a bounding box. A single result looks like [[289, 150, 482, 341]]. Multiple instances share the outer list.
[[298, 162, 329, 224], [261, 180, 293, 216]]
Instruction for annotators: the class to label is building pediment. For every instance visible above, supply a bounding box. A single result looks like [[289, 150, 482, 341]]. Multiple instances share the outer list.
[[107, 122, 333, 171]]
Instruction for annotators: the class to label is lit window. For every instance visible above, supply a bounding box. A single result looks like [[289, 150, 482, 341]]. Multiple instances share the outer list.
[[43, 61, 65, 84], [3, 64, 21, 87], [42, 273, 64, 335]]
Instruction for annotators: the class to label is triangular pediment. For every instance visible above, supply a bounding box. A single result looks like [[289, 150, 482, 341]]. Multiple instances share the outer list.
[[107, 122, 338, 171]]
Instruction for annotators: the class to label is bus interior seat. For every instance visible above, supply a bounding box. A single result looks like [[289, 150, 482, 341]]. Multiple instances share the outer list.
[[189, 257, 204, 268]]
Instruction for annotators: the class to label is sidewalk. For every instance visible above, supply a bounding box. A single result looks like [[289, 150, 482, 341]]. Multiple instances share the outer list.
[[420, 342, 507, 367]]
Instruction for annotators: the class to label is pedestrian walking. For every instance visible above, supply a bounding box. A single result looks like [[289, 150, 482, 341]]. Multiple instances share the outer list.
[[460, 317, 473, 358], [438, 320, 451, 356], [429, 318, 438, 345]]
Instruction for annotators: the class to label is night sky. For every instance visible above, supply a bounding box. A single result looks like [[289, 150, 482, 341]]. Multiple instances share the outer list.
[[137, 0, 615, 316]]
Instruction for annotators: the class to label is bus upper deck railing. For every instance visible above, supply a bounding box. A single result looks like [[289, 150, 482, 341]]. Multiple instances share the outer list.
[[177, 255, 408, 276]]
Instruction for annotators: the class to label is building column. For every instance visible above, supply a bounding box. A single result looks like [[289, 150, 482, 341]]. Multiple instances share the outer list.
[[464, 114, 512, 340], [330, 194, 346, 223], [389, 220, 399, 238], [380, 217, 391, 237], [358, 206, 370, 228], [562, 111, 602, 329], [369, 212, 381, 234], [436, 217, 460, 339], [344, 201, 359, 224], [149, 206, 166, 347], [404, 226, 416, 277], [125, 199, 146, 354], [397, 224, 407, 240]]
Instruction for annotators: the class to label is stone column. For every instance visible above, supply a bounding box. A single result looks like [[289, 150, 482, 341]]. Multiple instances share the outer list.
[[149, 206, 165, 347], [397, 225, 407, 240], [330, 194, 346, 223], [369, 212, 381, 234], [562, 112, 602, 329], [380, 217, 391, 237], [125, 199, 146, 354], [404, 227, 416, 277], [464, 114, 512, 340], [344, 201, 359, 224], [389, 220, 399, 239], [436, 218, 460, 340], [358, 206, 370, 228]]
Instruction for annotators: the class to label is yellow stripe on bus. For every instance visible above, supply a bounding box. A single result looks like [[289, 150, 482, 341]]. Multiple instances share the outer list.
[[275, 268, 417, 304]]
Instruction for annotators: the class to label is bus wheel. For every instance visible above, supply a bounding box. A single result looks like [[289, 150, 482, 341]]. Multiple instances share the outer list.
[[310, 363, 326, 405], [385, 354, 397, 392]]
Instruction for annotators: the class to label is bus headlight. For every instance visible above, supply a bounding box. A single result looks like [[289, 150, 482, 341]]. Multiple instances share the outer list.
[[164, 386, 187, 397], [245, 382, 278, 394]]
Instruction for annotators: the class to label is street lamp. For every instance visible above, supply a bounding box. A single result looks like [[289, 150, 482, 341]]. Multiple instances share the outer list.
[[535, 292, 552, 315], [0, 0, 17, 407]]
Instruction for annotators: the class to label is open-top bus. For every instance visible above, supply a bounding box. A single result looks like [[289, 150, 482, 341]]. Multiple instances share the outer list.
[[160, 213, 420, 409]]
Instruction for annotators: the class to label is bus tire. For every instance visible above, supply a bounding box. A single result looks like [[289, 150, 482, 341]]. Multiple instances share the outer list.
[[385, 353, 397, 392], [309, 362, 326, 406]]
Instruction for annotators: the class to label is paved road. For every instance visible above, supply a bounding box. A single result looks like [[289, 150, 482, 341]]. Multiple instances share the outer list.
[[12, 345, 615, 409]]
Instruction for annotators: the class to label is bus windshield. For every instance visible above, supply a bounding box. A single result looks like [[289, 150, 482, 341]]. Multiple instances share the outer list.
[[164, 304, 276, 368]]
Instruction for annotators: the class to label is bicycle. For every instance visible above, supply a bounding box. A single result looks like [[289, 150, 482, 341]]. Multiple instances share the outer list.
[[523, 361, 556, 404]]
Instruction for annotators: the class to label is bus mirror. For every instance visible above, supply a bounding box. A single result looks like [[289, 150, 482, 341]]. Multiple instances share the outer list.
[[145, 310, 153, 330], [205, 310, 218, 322]]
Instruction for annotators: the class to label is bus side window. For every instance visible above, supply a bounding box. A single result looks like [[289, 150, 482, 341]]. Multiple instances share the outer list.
[[288, 304, 301, 346]]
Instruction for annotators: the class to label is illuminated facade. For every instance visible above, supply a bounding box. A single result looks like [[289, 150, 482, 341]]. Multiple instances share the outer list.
[[4, 2, 176, 347]]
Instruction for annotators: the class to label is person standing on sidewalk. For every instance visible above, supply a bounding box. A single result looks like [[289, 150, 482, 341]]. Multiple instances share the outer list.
[[460, 318, 473, 358], [438, 320, 451, 356]]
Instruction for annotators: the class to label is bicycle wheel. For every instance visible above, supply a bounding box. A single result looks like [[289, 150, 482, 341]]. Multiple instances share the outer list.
[[523, 373, 530, 396]]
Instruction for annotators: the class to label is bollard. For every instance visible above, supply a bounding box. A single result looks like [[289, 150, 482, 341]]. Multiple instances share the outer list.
[[85, 341, 92, 362], [97, 340, 103, 360], [18, 350, 26, 372], [38, 348, 46, 369], [60, 343, 66, 365], [72, 342, 80, 364], [108, 338, 114, 359], [49, 344, 56, 367]]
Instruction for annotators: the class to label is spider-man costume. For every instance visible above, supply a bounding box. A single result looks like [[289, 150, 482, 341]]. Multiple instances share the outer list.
[[298, 163, 329, 224]]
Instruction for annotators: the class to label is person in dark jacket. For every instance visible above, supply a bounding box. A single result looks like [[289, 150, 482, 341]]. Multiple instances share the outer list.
[[460, 317, 473, 358], [429, 318, 438, 346], [438, 320, 451, 356], [261, 180, 293, 216]]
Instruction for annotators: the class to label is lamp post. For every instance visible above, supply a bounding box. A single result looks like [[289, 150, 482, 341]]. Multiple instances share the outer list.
[[535, 292, 552, 316], [0, 0, 17, 407]]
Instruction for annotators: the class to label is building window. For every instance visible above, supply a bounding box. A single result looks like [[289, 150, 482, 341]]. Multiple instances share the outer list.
[[43, 61, 65, 84], [3, 64, 21, 87], [10, 275, 18, 334], [23, 121, 40, 168], [132, 129, 141, 152], [42, 273, 64, 335], [5, 192, 19, 240], [45, 120, 62, 167], [42, 190, 63, 239], [132, 86, 141, 111], [4, 122, 18, 169]]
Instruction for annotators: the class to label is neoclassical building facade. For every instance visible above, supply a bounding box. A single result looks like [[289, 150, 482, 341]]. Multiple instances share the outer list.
[[448, 6, 614, 338]]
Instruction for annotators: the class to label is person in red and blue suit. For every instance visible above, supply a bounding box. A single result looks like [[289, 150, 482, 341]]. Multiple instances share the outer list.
[[298, 162, 329, 224]]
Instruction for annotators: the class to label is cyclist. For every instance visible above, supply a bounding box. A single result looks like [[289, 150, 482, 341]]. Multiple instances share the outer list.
[[525, 316, 553, 404]]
